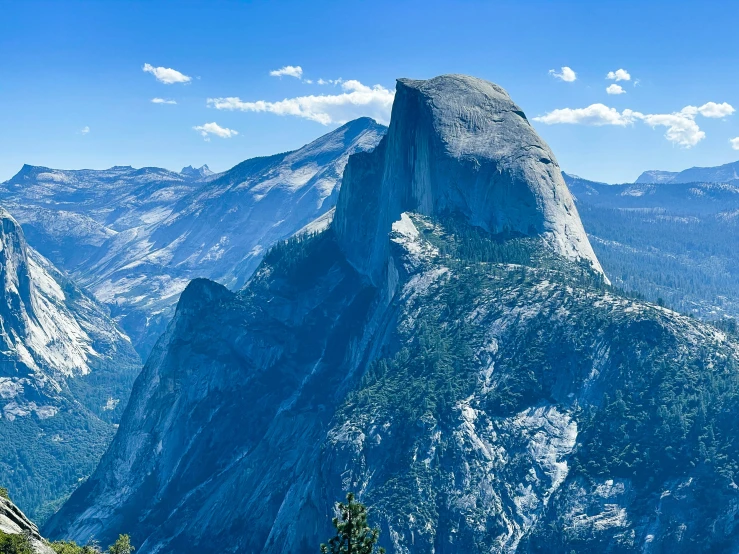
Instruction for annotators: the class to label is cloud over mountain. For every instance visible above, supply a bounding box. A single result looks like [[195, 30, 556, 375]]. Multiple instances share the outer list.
[[534, 100, 735, 147], [207, 79, 394, 124]]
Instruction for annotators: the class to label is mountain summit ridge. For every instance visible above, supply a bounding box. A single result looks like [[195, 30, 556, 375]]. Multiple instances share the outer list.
[[335, 75, 605, 284], [635, 159, 739, 184]]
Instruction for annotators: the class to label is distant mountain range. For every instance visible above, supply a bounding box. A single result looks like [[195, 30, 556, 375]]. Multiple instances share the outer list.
[[0, 118, 386, 356], [563, 171, 739, 319], [635, 159, 739, 184]]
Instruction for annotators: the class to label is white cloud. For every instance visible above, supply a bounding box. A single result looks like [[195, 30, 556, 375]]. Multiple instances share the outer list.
[[317, 78, 343, 86], [304, 79, 313, 84], [606, 84, 626, 95], [639, 108, 705, 147], [142, 63, 191, 84], [730, 137, 739, 150], [193, 122, 238, 141], [80, 126, 90, 135], [607, 69, 631, 81], [533, 103, 638, 126], [269, 65, 303, 79], [207, 79, 395, 125], [151, 98, 177, 105], [535, 101, 734, 148], [548, 66, 577, 82], [696, 101, 735, 118]]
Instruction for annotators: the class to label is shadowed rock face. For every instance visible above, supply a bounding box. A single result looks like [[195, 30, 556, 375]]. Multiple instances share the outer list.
[[334, 75, 605, 284]]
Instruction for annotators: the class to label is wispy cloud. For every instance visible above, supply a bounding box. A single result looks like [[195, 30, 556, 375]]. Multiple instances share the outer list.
[[548, 66, 577, 82], [606, 69, 631, 81], [269, 65, 303, 79], [606, 84, 626, 95], [534, 101, 735, 147], [151, 98, 177, 105], [80, 126, 90, 135], [730, 137, 739, 150], [193, 122, 238, 141], [207, 79, 395, 125], [143, 63, 191, 84]]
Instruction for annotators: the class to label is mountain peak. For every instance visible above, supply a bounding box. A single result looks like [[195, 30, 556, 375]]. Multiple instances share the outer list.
[[634, 169, 679, 184], [180, 164, 213, 178], [334, 74, 605, 284]]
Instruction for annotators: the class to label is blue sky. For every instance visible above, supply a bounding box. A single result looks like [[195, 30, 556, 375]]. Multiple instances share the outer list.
[[2, 0, 739, 183]]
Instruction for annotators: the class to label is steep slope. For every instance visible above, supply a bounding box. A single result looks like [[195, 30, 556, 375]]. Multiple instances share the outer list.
[[0, 118, 386, 355], [635, 159, 739, 184], [0, 208, 141, 524], [334, 76, 604, 284], [46, 76, 739, 553], [1, 494, 54, 554], [564, 172, 739, 319]]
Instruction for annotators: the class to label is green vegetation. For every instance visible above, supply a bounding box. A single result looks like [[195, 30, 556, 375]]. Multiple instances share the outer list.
[[260, 230, 342, 289], [322, 212, 739, 549], [0, 531, 33, 554], [321, 493, 385, 554], [0, 406, 115, 525], [106, 535, 134, 554], [0, 527, 134, 554], [578, 202, 739, 319], [49, 534, 134, 554], [422, 214, 608, 290], [48, 541, 101, 554], [574, 344, 739, 489], [0, 488, 9, 500]]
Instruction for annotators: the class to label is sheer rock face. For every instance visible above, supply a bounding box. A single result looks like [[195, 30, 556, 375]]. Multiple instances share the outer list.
[[334, 75, 605, 284], [0, 207, 141, 523]]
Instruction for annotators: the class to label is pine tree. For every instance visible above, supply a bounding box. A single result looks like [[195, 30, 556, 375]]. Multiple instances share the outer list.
[[320, 493, 385, 554], [107, 535, 134, 554]]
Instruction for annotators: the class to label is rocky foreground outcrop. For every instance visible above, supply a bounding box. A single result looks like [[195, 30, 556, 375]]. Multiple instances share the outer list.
[[1, 496, 54, 554]]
